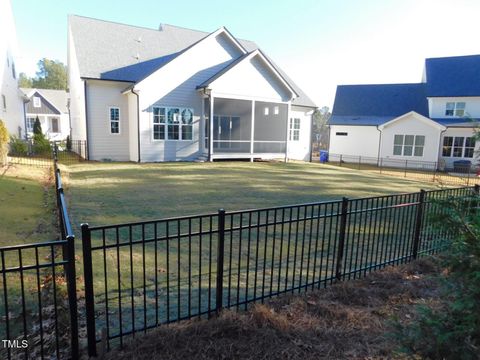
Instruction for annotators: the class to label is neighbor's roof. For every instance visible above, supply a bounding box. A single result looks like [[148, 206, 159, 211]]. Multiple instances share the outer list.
[[69, 15, 316, 108], [425, 54, 480, 97], [329, 83, 428, 125], [20, 88, 69, 113]]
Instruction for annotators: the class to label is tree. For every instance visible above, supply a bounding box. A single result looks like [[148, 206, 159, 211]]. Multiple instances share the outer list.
[[0, 120, 9, 166], [312, 106, 331, 152], [18, 72, 33, 88], [31, 58, 67, 90], [33, 116, 42, 135]]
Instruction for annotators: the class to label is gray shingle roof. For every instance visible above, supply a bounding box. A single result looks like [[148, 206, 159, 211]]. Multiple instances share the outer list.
[[20, 88, 69, 113], [69, 15, 316, 108]]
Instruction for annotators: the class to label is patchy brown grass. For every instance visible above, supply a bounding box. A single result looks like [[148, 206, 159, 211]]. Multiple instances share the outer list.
[[102, 259, 441, 360]]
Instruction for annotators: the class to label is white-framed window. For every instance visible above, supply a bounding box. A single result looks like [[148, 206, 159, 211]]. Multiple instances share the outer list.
[[26, 117, 36, 132], [442, 136, 476, 158], [274, 106, 279, 115], [289, 118, 300, 141], [109, 107, 120, 134], [33, 96, 41, 108], [393, 134, 425, 157], [51, 118, 59, 133], [445, 102, 466, 117], [152, 106, 193, 141], [264, 107, 269, 115], [1, 95, 6, 110]]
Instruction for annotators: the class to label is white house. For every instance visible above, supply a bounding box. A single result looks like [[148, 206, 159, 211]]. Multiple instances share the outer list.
[[68, 16, 316, 162], [329, 54, 480, 170], [20, 88, 70, 141], [0, 0, 24, 138]]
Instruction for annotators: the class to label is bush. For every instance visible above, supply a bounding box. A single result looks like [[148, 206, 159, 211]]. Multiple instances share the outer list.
[[0, 119, 8, 165], [66, 135, 72, 151], [8, 136, 28, 156], [396, 194, 480, 359], [32, 133, 51, 156], [33, 117, 42, 135]]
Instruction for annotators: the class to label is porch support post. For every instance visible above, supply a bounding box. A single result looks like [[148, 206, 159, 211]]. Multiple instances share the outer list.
[[250, 100, 255, 162], [285, 101, 291, 163], [209, 95, 214, 162]]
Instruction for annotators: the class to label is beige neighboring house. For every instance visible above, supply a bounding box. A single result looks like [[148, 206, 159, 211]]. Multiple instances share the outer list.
[[0, 0, 24, 138], [20, 88, 70, 141]]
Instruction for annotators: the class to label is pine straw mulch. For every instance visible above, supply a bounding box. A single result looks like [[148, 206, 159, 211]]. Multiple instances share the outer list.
[[102, 258, 441, 360]]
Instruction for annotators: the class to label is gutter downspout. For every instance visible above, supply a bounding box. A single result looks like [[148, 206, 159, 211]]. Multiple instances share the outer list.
[[84, 81, 90, 160], [131, 88, 141, 163], [438, 128, 447, 170], [376, 125, 382, 166], [22, 100, 28, 140], [207, 91, 212, 162], [309, 109, 316, 162]]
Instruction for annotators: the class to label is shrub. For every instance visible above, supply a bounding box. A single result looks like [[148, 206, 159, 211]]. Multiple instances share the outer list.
[[396, 194, 480, 359], [32, 133, 51, 156], [66, 135, 72, 151], [9, 136, 28, 156], [33, 116, 42, 135], [0, 119, 9, 165]]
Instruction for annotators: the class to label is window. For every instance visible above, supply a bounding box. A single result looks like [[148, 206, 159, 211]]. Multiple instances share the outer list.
[[289, 118, 300, 141], [443, 136, 475, 158], [393, 134, 425, 157], [274, 106, 279, 115], [335, 132, 348, 136], [51, 118, 59, 133], [445, 102, 466, 116], [1, 95, 5, 110], [153, 106, 193, 141], [109, 107, 120, 134], [33, 96, 41, 108], [264, 107, 269, 115], [26, 117, 36, 132]]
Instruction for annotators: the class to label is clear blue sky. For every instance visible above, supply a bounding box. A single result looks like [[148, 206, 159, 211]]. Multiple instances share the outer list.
[[11, 0, 480, 108]]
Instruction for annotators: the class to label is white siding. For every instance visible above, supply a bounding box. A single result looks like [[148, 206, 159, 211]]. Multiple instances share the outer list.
[[210, 55, 291, 102], [428, 96, 480, 118], [328, 125, 380, 158], [136, 31, 244, 162], [288, 107, 313, 161], [68, 27, 86, 141], [440, 127, 479, 168], [86, 80, 130, 161], [0, 0, 23, 138], [379, 115, 442, 163]]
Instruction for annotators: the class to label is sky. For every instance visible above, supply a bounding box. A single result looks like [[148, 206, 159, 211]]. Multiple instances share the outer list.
[[10, 0, 480, 109]]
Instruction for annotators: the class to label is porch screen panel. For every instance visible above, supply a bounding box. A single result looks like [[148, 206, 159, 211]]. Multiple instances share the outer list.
[[254, 102, 288, 153]]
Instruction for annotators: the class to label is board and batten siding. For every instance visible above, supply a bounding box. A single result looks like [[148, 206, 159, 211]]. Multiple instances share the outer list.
[[288, 107, 313, 161], [210, 55, 292, 103], [328, 125, 380, 158], [379, 115, 442, 163], [85, 80, 131, 161], [136, 32, 245, 162]]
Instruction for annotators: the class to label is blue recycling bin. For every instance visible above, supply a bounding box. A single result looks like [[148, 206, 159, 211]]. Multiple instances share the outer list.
[[320, 150, 329, 163], [453, 160, 471, 173]]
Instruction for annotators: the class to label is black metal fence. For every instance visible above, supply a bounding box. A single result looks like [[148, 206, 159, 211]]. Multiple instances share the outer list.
[[80, 185, 478, 356], [316, 153, 480, 186], [7, 140, 87, 167], [0, 159, 79, 359]]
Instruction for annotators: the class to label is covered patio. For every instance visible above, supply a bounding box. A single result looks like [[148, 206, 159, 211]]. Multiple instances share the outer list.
[[204, 97, 289, 161]]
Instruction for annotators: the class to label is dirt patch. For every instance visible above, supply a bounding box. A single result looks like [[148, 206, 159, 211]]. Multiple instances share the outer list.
[[102, 259, 441, 360]]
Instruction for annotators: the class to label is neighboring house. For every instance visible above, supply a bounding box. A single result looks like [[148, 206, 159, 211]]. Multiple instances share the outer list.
[[68, 15, 316, 162], [0, 0, 24, 138], [20, 88, 70, 141], [329, 54, 480, 170]]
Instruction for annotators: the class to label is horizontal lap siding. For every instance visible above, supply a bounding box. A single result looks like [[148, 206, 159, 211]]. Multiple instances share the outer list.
[[288, 107, 313, 161], [137, 33, 244, 162], [86, 80, 131, 161], [329, 125, 380, 158]]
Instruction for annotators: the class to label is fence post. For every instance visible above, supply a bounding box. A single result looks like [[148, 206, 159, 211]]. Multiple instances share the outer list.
[[81, 223, 97, 357], [404, 160, 408, 177], [335, 197, 349, 281], [339, 154, 342, 167], [412, 190, 426, 259], [474, 184, 479, 194], [215, 209, 226, 313], [379, 158, 383, 174], [65, 235, 79, 359], [433, 162, 437, 182], [358, 156, 361, 169]]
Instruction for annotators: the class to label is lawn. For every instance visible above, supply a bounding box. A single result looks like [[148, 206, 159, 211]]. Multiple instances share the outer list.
[[0, 164, 57, 246], [64, 161, 439, 227]]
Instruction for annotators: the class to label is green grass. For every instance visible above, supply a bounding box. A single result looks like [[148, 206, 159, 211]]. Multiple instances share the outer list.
[[65, 161, 439, 228]]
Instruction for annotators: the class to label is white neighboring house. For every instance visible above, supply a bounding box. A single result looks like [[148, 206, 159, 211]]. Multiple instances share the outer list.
[[68, 16, 316, 162], [0, 0, 24, 138], [20, 88, 70, 141], [329, 54, 480, 170]]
